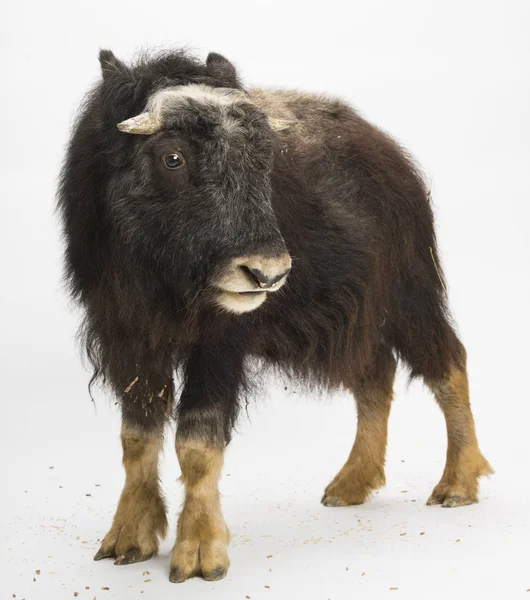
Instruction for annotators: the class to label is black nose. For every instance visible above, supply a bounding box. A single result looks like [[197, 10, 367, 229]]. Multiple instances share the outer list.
[[242, 266, 291, 290]]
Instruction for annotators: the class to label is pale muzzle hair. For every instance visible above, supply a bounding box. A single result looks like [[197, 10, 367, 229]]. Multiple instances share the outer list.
[[116, 85, 298, 135]]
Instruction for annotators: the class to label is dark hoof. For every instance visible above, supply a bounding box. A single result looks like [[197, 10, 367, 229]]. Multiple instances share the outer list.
[[426, 494, 444, 506], [427, 492, 476, 507], [94, 548, 115, 561], [442, 495, 474, 508], [114, 548, 153, 565], [169, 566, 188, 584], [321, 494, 348, 507], [203, 567, 227, 581]]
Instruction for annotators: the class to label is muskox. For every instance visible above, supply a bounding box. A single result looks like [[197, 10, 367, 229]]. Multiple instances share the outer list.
[[58, 48, 492, 583]]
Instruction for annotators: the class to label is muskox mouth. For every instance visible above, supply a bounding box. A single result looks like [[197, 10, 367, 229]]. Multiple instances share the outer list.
[[213, 288, 268, 314]]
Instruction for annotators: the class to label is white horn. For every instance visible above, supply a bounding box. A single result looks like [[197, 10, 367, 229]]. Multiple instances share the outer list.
[[268, 118, 298, 131], [117, 112, 161, 135]]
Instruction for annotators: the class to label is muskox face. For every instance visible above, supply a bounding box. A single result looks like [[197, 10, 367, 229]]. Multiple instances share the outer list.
[[110, 83, 292, 314]]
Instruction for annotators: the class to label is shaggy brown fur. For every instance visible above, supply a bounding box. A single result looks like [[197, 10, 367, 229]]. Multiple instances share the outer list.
[[58, 48, 492, 582]]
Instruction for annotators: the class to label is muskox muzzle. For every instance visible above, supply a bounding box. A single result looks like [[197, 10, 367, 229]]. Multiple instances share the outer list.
[[212, 253, 292, 314]]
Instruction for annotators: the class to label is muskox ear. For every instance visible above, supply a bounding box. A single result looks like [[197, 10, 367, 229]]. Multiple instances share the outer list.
[[206, 52, 238, 86], [98, 49, 137, 127], [99, 49, 129, 80]]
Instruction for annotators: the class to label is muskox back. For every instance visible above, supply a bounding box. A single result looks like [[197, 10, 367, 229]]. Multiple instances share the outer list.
[[245, 88, 461, 387]]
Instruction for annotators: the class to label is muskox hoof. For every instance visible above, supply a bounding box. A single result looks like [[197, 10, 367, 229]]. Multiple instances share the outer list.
[[169, 565, 227, 584], [169, 537, 230, 583], [93, 548, 116, 561], [169, 566, 192, 584], [425, 472, 489, 508], [203, 567, 228, 581], [321, 493, 351, 507], [114, 548, 154, 565], [426, 492, 475, 508], [426, 493, 442, 506], [426, 448, 493, 507], [321, 489, 369, 507], [441, 495, 474, 508], [321, 467, 384, 507], [94, 486, 167, 567]]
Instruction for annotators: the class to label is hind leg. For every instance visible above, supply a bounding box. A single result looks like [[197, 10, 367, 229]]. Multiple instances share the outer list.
[[425, 360, 493, 507], [322, 349, 396, 507]]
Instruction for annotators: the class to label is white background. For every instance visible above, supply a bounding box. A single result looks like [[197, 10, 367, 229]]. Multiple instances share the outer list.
[[3, 1, 529, 598]]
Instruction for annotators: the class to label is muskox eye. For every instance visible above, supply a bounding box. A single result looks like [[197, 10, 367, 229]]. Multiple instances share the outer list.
[[163, 153, 184, 170]]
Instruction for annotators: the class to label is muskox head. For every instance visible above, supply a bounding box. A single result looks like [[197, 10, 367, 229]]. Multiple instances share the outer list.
[[99, 51, 294, 314]]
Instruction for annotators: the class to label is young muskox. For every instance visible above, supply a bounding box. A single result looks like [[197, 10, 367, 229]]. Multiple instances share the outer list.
[[58, 48, 492, 582]]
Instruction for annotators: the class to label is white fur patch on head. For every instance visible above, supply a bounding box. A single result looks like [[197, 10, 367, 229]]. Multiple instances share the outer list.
[[117, 85, 247, 134], [117, 84, 299, 135], [147, 84, 246, 120]]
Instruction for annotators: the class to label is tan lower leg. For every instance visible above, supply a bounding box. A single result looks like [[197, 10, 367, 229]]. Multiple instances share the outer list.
[[427, 366, 493, 507], [322, 356, 395, 507], [95, 426, 167, 564], [170, 440, 229, 583]]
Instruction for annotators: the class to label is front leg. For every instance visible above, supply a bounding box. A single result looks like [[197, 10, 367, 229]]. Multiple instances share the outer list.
[[170, 439, 229, 582], [94, 372, 174, 565], [169, 339, 244, 583]]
